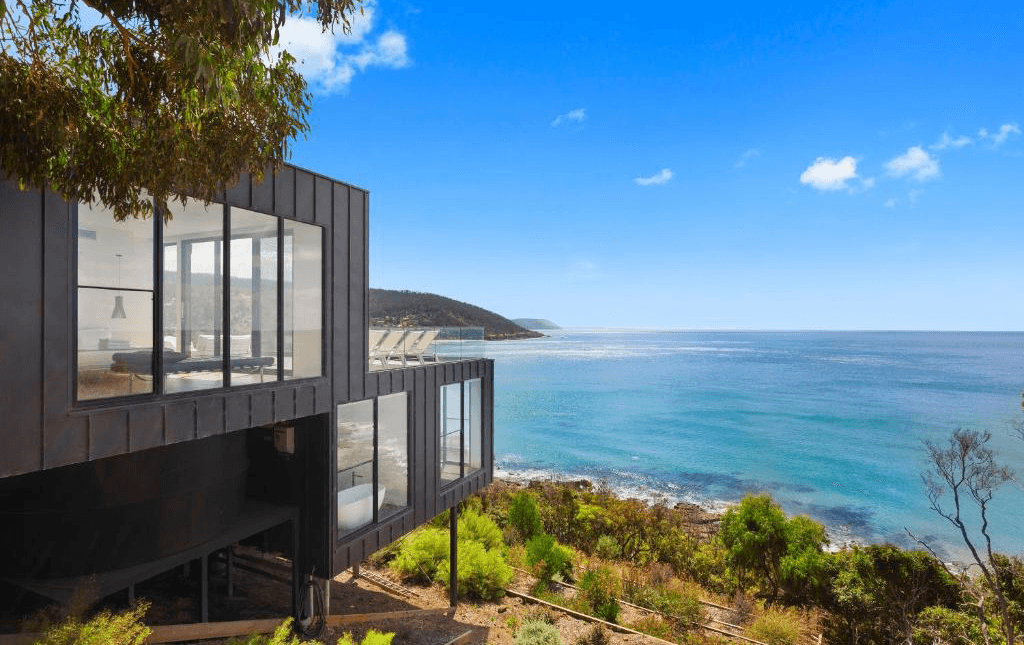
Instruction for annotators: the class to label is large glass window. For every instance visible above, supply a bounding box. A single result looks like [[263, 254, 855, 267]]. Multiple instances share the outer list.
[[337, 400, 375, 535], [440, 383, 462, 485], [439, 379, 483, 484], [230, 208, 279, 384], [76, 202, 154, 400], [77, 194, 324, 401], [337, 394, 409, 537], [284, 221, 322, 380], [163, 201, 224, 392], [378, 393, 409, 517], [467, 378, 483, 472]]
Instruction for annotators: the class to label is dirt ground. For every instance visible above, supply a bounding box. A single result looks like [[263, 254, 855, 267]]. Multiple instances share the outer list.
[[0, 546, 706, 645]]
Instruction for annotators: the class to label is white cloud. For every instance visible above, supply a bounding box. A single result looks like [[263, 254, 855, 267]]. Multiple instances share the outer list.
[[273, 5, 409, 94], [930, 132, 973, 150], [990, 123, 1021, 146], [799, 156, 858, 191], [977, 123, 1020, 146], [908, 188, 923, 206], [551, 108, 586, 127], [884, 198, 897, 207], [734, 148, 760, 168], [885, 146, 940, 181], [861, 177, 876, 190], [634, 168, 673, 186]]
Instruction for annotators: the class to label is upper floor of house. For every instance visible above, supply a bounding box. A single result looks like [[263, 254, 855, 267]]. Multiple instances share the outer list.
[[0, 165, 491, 483]]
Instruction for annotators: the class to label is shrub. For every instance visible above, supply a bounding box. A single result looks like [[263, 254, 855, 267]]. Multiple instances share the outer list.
[[509, 491, 545, 542], [437, 540, 514, 600], [627, 582, 704, 628], [526, 533, 573, 585], [913, 606, 990, 645], [593, 535, 621, 560], [629, 615, 673, 641], [683, 540, 735, 595], [577, 566, 622, 623], [336, 630, 395, 645], [514, 619, 561, 645], [574, 625, 610, 645], [523, 606, 559, 625], [390, 527, 449, 582], [720, 494, 829, 603], [32, 602, 151, 645], [747, 608, 803, 645], [459, 508, 505, 551]]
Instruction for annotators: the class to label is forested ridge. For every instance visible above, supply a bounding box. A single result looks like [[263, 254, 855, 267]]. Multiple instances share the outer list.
[[369, 289, 543, 340]]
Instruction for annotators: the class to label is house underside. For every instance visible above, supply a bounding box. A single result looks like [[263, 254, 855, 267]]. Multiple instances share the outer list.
[[0, 167, 494, 620]]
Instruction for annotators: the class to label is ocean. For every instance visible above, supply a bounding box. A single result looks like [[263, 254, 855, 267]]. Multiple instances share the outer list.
[[484, 330, 1024, 560]]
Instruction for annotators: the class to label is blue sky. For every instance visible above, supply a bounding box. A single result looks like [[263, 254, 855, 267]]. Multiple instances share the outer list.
[[281, 0, 1023, 330]]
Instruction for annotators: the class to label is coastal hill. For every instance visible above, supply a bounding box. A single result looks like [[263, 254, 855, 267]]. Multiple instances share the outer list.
[[512, 318, 560, 330], [369, 289, 543, 340]]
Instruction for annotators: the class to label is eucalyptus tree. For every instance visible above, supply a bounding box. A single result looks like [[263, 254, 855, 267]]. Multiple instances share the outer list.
[[0, 0, 360, 220], [912, 429, 1017, 645]]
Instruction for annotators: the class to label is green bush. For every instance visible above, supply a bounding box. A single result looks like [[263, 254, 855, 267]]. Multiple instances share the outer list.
[[514, 619, 561, 645], [437, 540, 514, 600], [629, 615, 673, 640], [627, 583, 704, 628], [747, 608, 803, 645], [719, 494, 829, 603], [913, 606, 991, 645], [593, 535, 621, 560], [336, 630, 395, 645], [459, 508, 504, 551], [32, 603, 150, 645], [526, 533, 573, 585], [577, 566, 621, 623], [509, 491, 545, 542], [390, 527, 449, 582]]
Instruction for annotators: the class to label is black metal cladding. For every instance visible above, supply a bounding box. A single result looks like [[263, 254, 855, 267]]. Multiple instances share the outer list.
[[0, 167, 351, 475]]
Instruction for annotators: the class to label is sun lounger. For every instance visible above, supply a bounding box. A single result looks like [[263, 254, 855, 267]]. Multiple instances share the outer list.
[[369, 329, 406, 368], [405, 329, 440, 364]]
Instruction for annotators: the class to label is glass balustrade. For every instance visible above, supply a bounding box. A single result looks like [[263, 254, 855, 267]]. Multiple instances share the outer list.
[[368, 326, 484, 371]]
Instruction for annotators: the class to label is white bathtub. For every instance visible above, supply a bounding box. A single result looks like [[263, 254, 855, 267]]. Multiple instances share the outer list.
[[337, 483, 386, 532]]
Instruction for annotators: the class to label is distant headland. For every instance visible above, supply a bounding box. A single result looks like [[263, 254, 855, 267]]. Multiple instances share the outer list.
[[511, 318, 561, 330], [369, 289, 544, 340]]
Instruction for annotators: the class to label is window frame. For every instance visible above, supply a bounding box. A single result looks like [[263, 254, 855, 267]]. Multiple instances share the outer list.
[[73, 198, 327, 408], [72, 200, 159, 405], [438, 378, 483, 490], [336, 392, 411, 541]]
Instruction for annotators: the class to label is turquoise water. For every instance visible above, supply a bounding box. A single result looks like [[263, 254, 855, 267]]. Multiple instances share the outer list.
[[487, 330, 1024, 559]]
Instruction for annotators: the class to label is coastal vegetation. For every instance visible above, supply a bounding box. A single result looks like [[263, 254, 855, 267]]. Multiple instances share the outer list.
[[378, 430, 1024, 645]]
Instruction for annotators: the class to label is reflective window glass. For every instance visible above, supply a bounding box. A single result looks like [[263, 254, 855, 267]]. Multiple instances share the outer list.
[[440, 383, 462, 484], [466, 379, 482, 473], [283, 221, 322, 380], [337, 400, 375, 536], [76, 201, 154, 400], [378, 393, 408, 519], [163, 201, 224, 392], [230, 208, 278, 384]]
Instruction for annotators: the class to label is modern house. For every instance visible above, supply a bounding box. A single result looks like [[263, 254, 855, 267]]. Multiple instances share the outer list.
[[0, 166, 494, 619]]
